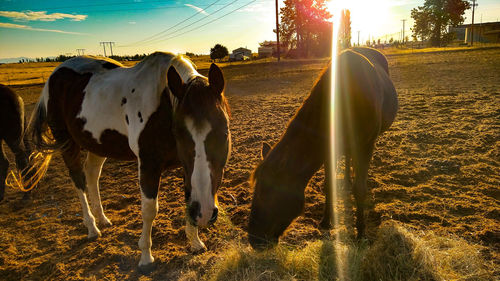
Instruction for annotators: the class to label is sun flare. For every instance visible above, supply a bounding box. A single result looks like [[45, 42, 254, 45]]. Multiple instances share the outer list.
[[328, 0, 392, 42]]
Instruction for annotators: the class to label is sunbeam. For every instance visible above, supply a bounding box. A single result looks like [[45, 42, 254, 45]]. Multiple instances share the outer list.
[[328, 2, 344, 279]]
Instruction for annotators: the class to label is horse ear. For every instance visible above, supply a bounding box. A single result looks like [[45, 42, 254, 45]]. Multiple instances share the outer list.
[[167, 66, 184, 99], [209, 63, 224, 96], [261, 142, 272, 160]]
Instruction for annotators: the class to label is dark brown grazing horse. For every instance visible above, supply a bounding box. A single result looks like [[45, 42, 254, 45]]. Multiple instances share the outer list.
[[0, 84, 33, 201], [28, 53, 231, 269], [248, 48, 398, 249]]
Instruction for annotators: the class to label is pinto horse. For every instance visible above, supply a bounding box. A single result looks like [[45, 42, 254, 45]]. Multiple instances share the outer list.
[[0, 84, 33, 201], [28, 52, 231, 268], [248, 48, 398, 249]]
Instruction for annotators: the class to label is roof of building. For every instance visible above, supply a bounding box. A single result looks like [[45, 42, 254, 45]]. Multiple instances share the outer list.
[[457, 21, 500, 28]]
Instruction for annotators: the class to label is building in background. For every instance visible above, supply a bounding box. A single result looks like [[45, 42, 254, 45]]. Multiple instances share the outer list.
[[229, 47, 252, 61], [450, 21, 500, 44]]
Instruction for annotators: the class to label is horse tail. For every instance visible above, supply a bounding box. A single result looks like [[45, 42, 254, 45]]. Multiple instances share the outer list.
[[27, 84, 65, 153], [5, 84, 59, 192]]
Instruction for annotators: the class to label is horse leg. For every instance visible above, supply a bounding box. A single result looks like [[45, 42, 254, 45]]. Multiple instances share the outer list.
[[343, 155, 354, 231], [84, 152, 111, 227], [186, 220, 207, 252], [62, 143, 100, 239], [137, 161, 161, 268], [0, 143, 8, 202], [352, 145, 374, 239], [319, 161, 333, 229], [5, 138, 31, 200]]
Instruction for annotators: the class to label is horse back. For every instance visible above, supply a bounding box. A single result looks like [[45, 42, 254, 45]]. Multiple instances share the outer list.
[[336, 50, 397, 152], [45, 59, 136, 160]]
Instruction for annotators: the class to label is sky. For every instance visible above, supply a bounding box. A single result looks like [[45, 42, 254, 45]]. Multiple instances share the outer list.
[[1, 0, 499, 59]]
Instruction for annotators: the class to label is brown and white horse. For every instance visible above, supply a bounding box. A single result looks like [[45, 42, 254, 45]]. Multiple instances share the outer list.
[[28, 52, 231, 268], [248, 48, 398, 249], [0, 84, 33, 201]]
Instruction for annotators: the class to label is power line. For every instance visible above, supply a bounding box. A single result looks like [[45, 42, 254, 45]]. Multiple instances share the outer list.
[[121, 0, 242, 47], [121, 0, 224, 47], [76, 49, 86, 55], [136, 0, 257, 47]]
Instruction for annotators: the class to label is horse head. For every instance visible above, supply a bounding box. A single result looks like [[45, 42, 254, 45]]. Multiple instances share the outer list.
[[167, 63, 231, 228], [248, 142, 306, 250]]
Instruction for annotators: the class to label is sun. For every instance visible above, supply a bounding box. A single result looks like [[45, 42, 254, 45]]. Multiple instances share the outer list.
[[328, 0, 391, 41]]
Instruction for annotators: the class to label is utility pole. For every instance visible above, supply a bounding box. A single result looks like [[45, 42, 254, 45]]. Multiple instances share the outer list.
[[76, 49, 85, 56], [109, 42, 115, 57], [357, 30, 360, 46], [401, 19, 406, 44], [275, 0, 280, 62], [100, 42, 107, 57], [470, 0, 478, 46], [99, 42, 115, 57]]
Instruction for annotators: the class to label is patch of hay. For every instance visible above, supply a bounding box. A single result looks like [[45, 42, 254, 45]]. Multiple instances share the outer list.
[[205, 221, 492, 281]]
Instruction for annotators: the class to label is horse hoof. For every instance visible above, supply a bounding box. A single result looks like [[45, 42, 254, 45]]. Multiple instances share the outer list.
[[190, 243, 207, 254], [88, 228, 102, 240], [99, 217, 113, 227], [138, 262, 156, 275]]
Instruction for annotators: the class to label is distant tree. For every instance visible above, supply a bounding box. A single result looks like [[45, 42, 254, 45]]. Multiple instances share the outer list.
[[339, 9, 351, 49], [389, 37, 394, 43], [411, 0, 470, 46], [185, 52, 195, 57], [210, 44, 228, 62], [377, 39, 381, 45], [278, 0, 332, 57]]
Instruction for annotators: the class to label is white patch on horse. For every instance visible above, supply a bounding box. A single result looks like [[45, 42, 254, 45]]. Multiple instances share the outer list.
[[185, 117, 214, 227], [138, 190, 158, 266], [84, 152, 111, 226], [76, 188, 101, 238]]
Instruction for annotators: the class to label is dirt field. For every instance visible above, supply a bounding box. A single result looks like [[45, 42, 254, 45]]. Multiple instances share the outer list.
[[0, 48, 498, 280]]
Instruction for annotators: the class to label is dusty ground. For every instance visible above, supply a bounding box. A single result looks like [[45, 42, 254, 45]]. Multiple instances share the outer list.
[[0, 48, 498, 280]]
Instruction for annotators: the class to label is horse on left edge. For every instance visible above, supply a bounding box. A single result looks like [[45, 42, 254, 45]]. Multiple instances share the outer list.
[[0, 84, 34, 201], [27, 52, 231, 269]]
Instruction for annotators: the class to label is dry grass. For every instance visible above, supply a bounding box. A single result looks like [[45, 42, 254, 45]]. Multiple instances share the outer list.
[[205, 222, 493, 281], [380, 43, 500, 55]]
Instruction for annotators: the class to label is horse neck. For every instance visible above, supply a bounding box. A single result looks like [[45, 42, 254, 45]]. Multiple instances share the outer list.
[[260, 74, 329, 185], [170, 56, 200, 83]]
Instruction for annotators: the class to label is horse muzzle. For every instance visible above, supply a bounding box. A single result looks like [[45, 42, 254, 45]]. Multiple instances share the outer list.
[[187, 201, 218, 227]]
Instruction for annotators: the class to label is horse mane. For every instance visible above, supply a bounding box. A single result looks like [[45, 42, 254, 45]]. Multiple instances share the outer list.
[[250, 63, 330, 186], [170, 54, 200, 83], [169, 55, 231, 120]]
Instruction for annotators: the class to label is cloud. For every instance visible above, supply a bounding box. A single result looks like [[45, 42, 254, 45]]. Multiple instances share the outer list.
[[0, 22, 87, 35], [237, 3, 267, 13], [128, 21, 136, 24], [184, 4, 208, 15], [0, 11, 87, 22]]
